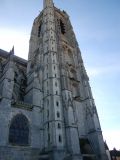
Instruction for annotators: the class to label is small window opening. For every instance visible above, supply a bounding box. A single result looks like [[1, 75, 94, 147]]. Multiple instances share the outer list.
[[55, 82, 57, 86], [56, 101, 59, 106], [14, 72, 18, 83], [38, 24, 41, 37], [48, 123, 49, 129], [57, 112, 60, 118], [48, 133, 50, 142], [60, 20, 66, 34], [58, 123, 61, 129], [59, 135, 62, 142]]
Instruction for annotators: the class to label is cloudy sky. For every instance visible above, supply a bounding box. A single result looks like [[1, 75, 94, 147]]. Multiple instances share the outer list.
[[0, 0, 120, 150]]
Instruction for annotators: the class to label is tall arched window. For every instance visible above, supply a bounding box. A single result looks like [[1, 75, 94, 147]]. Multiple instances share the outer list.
[[9, 114, 29, 146]]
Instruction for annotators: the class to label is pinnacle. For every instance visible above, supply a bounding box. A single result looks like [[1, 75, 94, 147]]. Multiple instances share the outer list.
[[43, 0, 54, 8]]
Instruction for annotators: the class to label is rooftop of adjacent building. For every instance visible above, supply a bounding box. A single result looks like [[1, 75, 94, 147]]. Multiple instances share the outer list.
[[0, 49, 27, 67], [110, 149, 120, 157]]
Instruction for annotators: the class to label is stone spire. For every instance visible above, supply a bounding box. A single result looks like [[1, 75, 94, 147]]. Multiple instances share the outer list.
[[43, 0, 53, 8]]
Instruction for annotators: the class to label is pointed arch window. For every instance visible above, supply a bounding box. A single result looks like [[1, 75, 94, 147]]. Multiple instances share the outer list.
[[9, 114, 29, 146]]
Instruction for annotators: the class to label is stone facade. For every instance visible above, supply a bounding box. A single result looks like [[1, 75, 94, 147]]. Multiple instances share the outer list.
[[0, 0, 108, 160]]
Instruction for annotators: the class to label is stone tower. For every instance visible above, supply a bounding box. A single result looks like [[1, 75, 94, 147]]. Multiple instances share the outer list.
[[0, 0, 108, 160], [25, 0, 108, 159]]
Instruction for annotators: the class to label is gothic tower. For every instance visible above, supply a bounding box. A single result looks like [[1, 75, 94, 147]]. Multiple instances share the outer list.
[[25, 0, 108, 159], [0, 0, 108, 160]]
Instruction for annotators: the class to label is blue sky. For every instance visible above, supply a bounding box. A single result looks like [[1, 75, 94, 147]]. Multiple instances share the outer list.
[[0, 0, 120, 149]]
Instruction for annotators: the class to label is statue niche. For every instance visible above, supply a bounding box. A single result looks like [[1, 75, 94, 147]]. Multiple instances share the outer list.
[[71, 82, 80, 99], [64, 48, 74, 66], [69, 68, 77, 80], [68, 67, 80, 99]]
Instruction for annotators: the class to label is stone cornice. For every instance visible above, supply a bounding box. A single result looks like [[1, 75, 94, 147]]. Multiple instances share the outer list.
[[11, 100, 33, 111]]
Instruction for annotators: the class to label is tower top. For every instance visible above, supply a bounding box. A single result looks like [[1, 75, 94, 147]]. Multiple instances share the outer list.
[[43, 0, 54, 8]]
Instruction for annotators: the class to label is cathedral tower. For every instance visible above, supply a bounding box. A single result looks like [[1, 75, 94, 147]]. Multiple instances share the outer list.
[[25, 0, 108, 159], [0, 0, 108, 160]]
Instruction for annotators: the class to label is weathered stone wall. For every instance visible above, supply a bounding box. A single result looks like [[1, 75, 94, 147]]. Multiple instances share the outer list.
[[0, 146, 41, 160]]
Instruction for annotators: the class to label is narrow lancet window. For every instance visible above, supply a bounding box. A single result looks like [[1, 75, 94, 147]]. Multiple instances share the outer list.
[[38, 24, 41, 37]]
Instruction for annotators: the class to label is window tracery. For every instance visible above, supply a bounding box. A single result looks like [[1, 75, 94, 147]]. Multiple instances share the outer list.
[[9, 114, 29, 146]]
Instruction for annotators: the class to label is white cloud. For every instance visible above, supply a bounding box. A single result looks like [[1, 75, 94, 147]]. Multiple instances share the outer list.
[[0, 28, 29, 60], [87, 65, 120, 77], [103, 130, 120, 150]]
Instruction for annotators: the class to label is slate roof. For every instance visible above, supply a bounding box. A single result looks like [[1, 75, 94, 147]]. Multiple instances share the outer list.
[[0, 49, 27, 67], [110, 149, 120, 157]]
